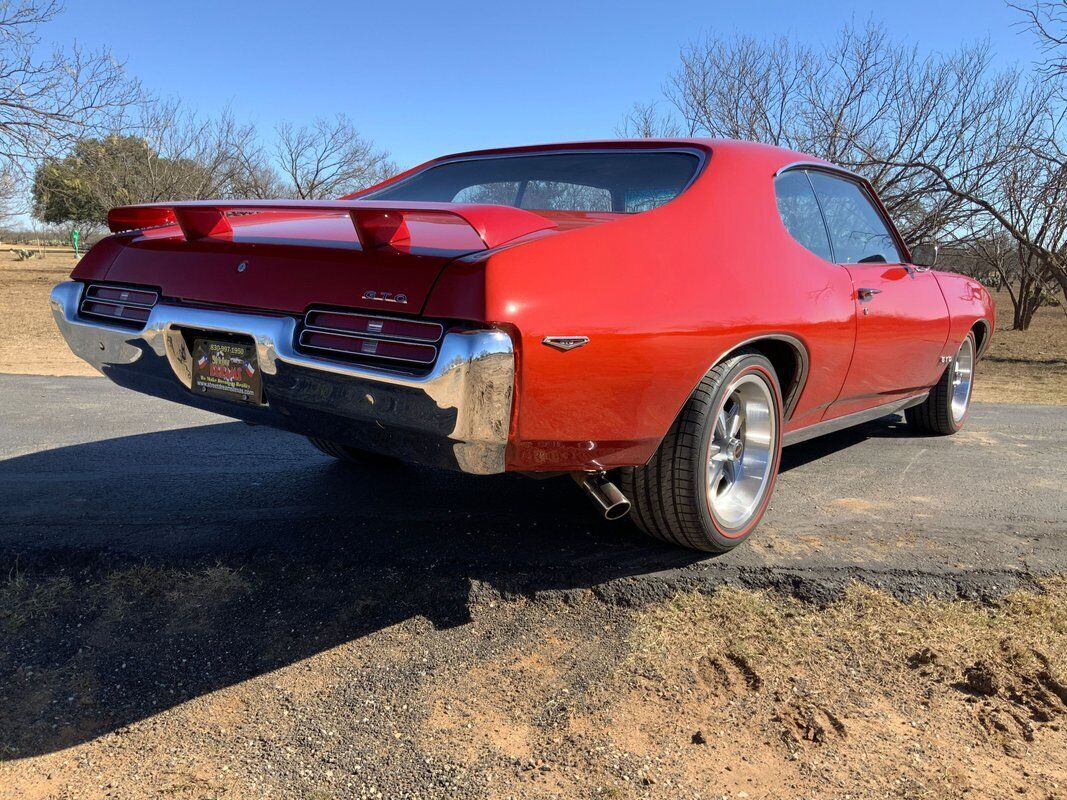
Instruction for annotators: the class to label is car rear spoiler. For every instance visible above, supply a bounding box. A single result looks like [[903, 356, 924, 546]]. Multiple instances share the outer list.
[[106, 199, 557, 250]]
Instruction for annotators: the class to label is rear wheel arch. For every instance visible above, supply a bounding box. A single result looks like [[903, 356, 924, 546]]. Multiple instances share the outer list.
[[714, 334, 808, 421], [636, 333, 809, 468], [971, 318, 991, 358]]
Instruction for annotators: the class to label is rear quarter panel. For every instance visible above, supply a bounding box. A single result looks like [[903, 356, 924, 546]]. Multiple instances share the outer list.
[[468, 142, 858, 471]]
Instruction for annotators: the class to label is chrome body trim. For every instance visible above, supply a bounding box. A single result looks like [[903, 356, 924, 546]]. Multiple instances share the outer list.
[[707, 333, 810, 421], [773, 162, 912, 265], [51, 281, 515, 474], [297, 328, 439, 365], [542, 335, 590, 351], [773, 160, 864, 181], [782, 392, 928, 447], [972, 318, 993, 360], [303, 308, 444, 342]]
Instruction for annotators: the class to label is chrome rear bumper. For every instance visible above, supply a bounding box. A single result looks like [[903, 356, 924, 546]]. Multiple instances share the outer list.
[[50, 281, 515, 474]]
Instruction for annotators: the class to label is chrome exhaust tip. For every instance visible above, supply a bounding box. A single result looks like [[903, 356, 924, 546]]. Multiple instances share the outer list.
[[573, 472, 631, 521]]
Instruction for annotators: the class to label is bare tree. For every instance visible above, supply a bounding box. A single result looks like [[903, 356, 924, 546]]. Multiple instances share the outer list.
[[33, 99, 265, 228], [274, 114, 394, 199], [34, 101, 400, 228], [651, 25, 1013, 244], [226, 137, 286, 199], [878, 77, 1067, 311], [632, 22, 1066, 326], [1012, 0, 1067, 76], [951, 232, 1059, 329], [0, 1, 139, 174], [78, 100, 260, 209], [616, 102, 681, 138], [665, 34, 812, 148]]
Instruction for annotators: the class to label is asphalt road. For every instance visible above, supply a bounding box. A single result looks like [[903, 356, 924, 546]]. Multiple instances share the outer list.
[[2, 374, 1065, 604]]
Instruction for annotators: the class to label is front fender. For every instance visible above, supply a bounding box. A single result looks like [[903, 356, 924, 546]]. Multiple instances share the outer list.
[[934, 272, 995, 359]]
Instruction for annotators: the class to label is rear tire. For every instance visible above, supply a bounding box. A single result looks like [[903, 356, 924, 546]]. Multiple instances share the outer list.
[[307, 437, 398, 467], [620, 350, 783, 553], [905, 332, 976, 435]]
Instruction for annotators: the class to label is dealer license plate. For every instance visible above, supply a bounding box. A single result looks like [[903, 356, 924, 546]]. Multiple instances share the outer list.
[[191, 339, 264, 405]]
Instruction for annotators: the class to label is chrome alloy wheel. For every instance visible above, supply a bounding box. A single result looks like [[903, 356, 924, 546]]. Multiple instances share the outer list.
[[706, 373, 777, 531], [950, 335, 975, 423]]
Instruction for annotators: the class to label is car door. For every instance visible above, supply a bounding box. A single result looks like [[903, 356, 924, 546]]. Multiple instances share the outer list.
[[806, 171, 949, 419]]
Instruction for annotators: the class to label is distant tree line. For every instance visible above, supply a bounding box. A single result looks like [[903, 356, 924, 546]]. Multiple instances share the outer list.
[[621, 3, 1067, 329]]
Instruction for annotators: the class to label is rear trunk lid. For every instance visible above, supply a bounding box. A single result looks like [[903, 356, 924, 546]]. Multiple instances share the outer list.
[[100, 200, 560, 315]]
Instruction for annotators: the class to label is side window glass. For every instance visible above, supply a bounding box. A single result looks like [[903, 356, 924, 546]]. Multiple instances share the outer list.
[[807, 172, 903, 264], [774, 171, 832, 261]]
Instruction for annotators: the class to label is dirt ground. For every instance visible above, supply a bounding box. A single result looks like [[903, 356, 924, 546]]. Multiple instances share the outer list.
[[0, 254, 96, 377], [0, 254, 1063, 401], [979, 296, 1067, 405], [0, 563, 1064, 800]]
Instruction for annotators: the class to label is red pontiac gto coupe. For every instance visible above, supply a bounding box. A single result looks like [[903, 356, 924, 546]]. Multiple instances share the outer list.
[[51, 139, 994, 552]]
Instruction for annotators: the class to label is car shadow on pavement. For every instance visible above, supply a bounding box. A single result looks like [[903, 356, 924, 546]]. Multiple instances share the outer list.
[[0, 422, 700, 758], [0, 416, 901, 758], [779, 413, 914, 473]]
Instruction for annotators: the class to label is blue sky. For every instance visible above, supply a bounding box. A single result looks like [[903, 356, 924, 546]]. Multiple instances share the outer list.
[[45, 0, 1035, 171]]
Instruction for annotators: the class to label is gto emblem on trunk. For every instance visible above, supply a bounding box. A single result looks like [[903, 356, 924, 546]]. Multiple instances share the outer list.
[[363, 290, 408, 304]]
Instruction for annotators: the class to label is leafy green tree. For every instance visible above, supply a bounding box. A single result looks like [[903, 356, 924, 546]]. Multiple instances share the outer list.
[[31, 145, 106, 227], [32, 133, 214, 228]]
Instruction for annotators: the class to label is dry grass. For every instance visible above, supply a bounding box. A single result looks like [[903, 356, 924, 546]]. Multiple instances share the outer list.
[[0, 567, 73, 632], [98, 564, 254, 642], [976, 293, 1067, 404], [0, 254, 95, 376], [602, 582, 1067, 798], [633, 580, 1067, 672]]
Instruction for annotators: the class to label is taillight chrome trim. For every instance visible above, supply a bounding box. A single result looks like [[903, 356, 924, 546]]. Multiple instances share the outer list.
[[302, 308, 444, 343], [297, 328, 438, 365], [79, 283, 158, 326], [84, 284, 159, 306], [298, 306, 445, 368]]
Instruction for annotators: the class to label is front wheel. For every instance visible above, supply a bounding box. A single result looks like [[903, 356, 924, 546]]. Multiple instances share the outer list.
[[905, 331, 976, 435], [620, 350, 783, 552]]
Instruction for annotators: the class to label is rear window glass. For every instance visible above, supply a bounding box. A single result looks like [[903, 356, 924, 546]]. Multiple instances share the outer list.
[[366, 151, 701, 213]]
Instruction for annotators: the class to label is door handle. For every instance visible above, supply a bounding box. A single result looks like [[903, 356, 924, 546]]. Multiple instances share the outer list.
[[857, 287, 882, 301]]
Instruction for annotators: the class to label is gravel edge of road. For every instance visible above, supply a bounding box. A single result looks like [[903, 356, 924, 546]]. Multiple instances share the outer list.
[[475, 564, 1050, 608]]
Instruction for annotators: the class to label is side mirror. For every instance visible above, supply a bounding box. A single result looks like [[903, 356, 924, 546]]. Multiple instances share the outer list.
[[910, 243, 938, 268]]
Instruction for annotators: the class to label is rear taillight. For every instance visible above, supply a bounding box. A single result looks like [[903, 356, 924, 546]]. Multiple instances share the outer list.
[[79, 283, 158, 327], [298, 308, 443, 368], [305, 309, 443, 342]]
